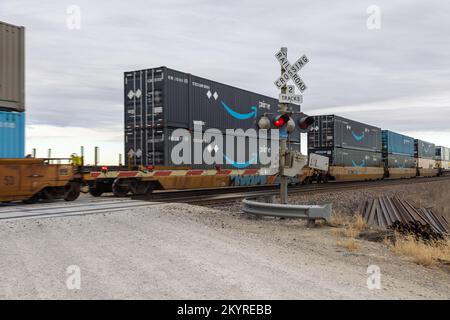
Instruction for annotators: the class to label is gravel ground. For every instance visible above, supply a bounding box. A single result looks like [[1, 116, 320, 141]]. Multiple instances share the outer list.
[[0, 186, 449, 299]]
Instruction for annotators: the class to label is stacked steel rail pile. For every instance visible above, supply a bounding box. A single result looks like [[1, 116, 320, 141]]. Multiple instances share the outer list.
[[363, 196, 449, 239]]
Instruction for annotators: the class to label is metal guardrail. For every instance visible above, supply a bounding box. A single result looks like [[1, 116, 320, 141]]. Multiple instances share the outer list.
[[242, 196, 332, 224]]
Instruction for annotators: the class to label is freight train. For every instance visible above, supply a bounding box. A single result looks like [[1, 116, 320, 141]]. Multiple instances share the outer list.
[[82, 118, 445, 198], [1, 55, 449, 202]]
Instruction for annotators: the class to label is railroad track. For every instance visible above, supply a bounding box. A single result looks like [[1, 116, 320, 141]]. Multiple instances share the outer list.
[[0, 197, 164, 221], [136, 175, 450, 204], [1, 175, 448, 221]]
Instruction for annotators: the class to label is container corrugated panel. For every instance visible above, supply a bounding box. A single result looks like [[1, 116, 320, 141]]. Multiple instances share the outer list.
[[383, 154, 415, 168], [308, 115, 381, 152], [381, 130, 414, 156], [189, 73, 282, 131], [0, 21, 25, 112], [308, 147, 382, 167], [0, 110, 25, 158], [414, 139, 435, 159]]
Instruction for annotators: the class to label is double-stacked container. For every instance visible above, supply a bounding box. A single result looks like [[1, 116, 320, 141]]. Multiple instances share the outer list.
[[414, 139, 437, 176], [0, 21, 25, 158], [307, 115, 383, 180], [124, 66, 299, 168], [381, 130, 416, 178]]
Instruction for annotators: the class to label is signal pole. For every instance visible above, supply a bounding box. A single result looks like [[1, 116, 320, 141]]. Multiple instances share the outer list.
[[279, 47, 288, 204]]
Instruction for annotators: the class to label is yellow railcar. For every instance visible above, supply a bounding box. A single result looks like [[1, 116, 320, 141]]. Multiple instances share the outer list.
[[0, 158, 81, 203]]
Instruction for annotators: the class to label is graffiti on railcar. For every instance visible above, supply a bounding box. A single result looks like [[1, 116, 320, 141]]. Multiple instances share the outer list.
[[230, 175, 301, 186]]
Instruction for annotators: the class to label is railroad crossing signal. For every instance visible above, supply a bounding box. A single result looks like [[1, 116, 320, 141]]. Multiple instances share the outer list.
[[272, 47, 312, 204], [274, 50, 309, 93]]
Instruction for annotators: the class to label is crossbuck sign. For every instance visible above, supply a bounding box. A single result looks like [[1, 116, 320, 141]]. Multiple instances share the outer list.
[[274, 50, 309, 93]]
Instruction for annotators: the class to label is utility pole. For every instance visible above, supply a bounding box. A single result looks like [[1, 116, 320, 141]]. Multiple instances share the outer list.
[[94, 146, 99, 167], [80, 146, 85, 166], [279, 47, 288, 204], [32, 148, 36, 158], [119, 153, 122, 167]]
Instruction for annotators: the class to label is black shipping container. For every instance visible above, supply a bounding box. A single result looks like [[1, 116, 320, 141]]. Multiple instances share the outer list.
[[125, 66, 302, 166], [309, 147, 382, 167], [414, 139, 435, 159], [308, 115, 382, 152], [383, 154, 415, 168]]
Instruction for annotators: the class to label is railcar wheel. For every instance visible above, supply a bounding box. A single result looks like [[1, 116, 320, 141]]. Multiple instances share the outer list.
[[64, 182, 81, 201], [23, 194, 40, 204], [112, 179, 130, 197]]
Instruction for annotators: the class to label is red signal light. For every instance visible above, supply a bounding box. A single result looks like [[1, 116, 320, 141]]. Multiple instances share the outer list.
[[273, 116, 285, 128], [101, 166, 108, 173]]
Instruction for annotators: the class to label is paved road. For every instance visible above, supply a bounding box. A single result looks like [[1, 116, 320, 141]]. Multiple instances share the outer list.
[[0, 202, 448, 299]]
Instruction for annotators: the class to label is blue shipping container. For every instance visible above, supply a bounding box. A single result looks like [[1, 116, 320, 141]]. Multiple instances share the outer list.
[[382, 130, 414, 156], [0, 110, 25, 158]]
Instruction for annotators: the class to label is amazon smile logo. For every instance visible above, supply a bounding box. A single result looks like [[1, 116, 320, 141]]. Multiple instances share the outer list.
[[220, 101, 258, 120], [206, 89, 261, 121], [351, 131, 365, 141]]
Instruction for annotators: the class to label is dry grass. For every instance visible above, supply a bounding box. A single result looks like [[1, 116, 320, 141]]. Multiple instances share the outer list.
[[390, 235, 450, 266], [331, 227, 358, 238], [333, 215, 367, 251], [353, 215, 368, 231], [337, 238, 361, 251], [329, 212, 351, 227], [331, 214, 368, 239], [382, 237, 391, 246], [343, 228, 360, 238]]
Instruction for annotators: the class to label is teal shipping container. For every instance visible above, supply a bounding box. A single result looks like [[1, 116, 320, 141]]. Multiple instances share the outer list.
[[0, 110, 25, 158], [382, 130, 414, 156]]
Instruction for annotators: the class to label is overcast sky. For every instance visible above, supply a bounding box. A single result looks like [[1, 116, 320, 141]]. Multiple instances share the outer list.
[[1, 0, 449, 164]]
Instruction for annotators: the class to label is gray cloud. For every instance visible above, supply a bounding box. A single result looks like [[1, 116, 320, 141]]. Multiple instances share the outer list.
[[1, 0, 449, 137]]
